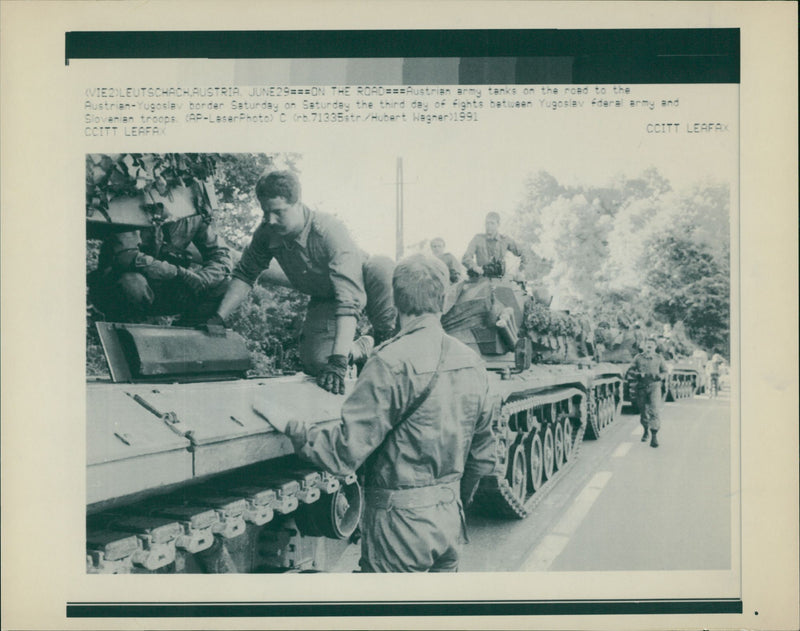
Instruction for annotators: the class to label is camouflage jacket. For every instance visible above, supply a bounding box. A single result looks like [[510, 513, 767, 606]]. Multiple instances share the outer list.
[[98, 214, 232, 287]]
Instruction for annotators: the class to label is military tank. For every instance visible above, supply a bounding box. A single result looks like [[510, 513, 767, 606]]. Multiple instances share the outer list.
[[441, 274, 625, 519], [83, 154, 621, 568], [85, 155, 363, 574], [594, 317, 706, 410], [86, 323, 364, 574], [85, 276, 625, 572]]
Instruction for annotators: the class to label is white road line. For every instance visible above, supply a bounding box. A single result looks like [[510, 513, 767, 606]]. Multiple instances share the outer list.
[[631, 424, 643, 437], [521, 471, 612, 571], [613, 442, 632, 458]]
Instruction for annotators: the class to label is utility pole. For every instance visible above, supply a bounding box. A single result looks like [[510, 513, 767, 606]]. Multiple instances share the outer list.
[[395, 157, 404, 260]]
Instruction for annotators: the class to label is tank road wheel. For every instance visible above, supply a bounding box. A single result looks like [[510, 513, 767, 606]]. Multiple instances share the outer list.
[[586, 394, 601, 439], [506, 444, 528, 504], [599, 397, 608, 429], [528, 432, 544, 492], [542, 426, 555, 481], [553, 421, 565, 470], [561, 417, 573, 463]]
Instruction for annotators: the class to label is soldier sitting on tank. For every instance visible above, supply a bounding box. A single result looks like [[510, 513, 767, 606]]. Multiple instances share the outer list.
[[429, 237, 463, 284], [209, 170, 396, 394], [630, 337, 669, 448], [89, 213, 232, 324], [462, 211, 527, 279], [256, 253, 496, 572]]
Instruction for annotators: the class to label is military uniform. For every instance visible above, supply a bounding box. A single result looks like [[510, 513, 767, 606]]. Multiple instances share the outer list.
[[233, 205, 396, 373], [284, 314, 497, 572], [90, 215, 232, 322], [435, 251, 462, 284], [630, 351, 668, 432], [461, 232, 526, 270], [706, 358, 722, 396]]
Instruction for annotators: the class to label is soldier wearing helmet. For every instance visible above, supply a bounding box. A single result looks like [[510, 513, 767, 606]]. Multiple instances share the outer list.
[[630, 337, 669, 447]]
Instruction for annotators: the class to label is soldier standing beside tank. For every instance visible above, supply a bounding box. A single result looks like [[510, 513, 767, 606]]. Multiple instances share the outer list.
[[257, 254, 496, 572], [430, 237, 463, 284], [89, 214, 232, 324], [209, 170, 396, 394], [630, 337, 669, 447], [461, 211, 527, 278]]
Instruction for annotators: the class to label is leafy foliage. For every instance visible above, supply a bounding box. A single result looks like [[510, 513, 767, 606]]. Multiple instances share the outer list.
[[225, 284, 309, 376], [523, 301, 584, 338], [512, 168, 731, 359], [86, 153, 308, 377]]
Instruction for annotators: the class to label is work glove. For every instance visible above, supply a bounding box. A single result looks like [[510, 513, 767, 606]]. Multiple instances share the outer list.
[[177, 266, 206, 295], [202, 313, 227, 337], [163, 248, 194, 268], [317, 354, 348, 395]]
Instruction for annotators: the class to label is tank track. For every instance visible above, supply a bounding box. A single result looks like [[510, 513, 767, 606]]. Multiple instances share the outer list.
[[585, 379, 623, 440], [86, 456, 360, 574], [473, 392, 590, 520]]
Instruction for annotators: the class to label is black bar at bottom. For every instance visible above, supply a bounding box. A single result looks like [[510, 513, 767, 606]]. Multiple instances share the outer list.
[[67, 599, 744, 618]]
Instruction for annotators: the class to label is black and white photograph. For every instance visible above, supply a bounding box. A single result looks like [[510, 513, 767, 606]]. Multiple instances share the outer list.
[[2, 2, 798, 630]]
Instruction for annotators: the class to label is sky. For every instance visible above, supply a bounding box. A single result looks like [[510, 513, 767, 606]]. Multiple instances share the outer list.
[[295, 83, 738, 259], [72, 60, 738, 261]]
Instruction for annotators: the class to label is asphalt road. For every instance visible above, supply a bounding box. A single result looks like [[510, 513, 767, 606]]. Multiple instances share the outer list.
[[461, 389, 732, 572]]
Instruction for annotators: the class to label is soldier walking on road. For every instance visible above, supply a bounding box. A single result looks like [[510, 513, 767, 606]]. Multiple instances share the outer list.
[[256, 254, 497, 572], [706, 354, 722, 397], [630, 337, 669, 447]]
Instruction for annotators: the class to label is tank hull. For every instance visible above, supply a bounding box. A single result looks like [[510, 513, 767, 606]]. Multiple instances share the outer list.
[[86, 324, 365, 574]]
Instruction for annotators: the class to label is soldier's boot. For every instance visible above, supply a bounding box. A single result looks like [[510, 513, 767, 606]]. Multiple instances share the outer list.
[[641, 427, 650, 442], [650, 430, 659, 448]]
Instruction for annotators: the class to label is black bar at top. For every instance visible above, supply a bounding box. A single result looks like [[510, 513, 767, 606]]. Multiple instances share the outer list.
[[64, 29, 739, 83], [66, 598, 744, 618]]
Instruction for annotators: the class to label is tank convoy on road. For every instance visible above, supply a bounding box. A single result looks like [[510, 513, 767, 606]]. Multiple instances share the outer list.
[[86, 274, 635, 572], [84, 159, 711, 573]]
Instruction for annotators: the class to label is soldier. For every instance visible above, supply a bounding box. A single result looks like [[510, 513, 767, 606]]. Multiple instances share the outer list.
[[706, 354, 723, 397], [430, 237, 462, 283], [461, 211, 527, 278], [210, 170, 396, 394], [89, 214, 232, 324], [630, 337, 669, 447], [256, 254, 496, 572]]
